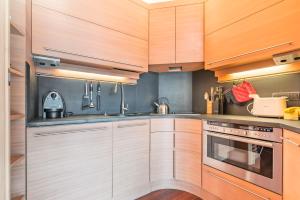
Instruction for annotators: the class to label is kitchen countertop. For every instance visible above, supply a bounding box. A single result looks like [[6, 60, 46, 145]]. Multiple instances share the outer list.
[[27, 113, 300, 134]]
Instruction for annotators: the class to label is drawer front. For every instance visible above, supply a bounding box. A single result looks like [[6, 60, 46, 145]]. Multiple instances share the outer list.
[[27, 124, 113, 200], [33, 0, 148, 40], [151, 132, 174, 150], [175, 150, 201, 188], [32, 5, 148, 72], [175, 132, 201, 153], [202, 165, 282, 200], [175, 118, 202, 133], [151, 150, 174, 182], [151, 118, 174, 132]]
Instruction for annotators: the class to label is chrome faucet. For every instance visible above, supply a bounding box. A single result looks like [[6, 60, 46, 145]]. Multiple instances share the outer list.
[[119, 83, 128, 115]]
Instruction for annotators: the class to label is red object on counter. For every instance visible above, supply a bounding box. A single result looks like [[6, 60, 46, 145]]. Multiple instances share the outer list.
[[232, 81, 256, 103]]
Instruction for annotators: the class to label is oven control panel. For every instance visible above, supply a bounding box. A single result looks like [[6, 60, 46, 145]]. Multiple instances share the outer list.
[[203, 120, 283, 143]]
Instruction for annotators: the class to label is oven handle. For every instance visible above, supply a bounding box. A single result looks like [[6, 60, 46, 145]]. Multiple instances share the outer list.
[[203, 131, 273, 148], [207, 172, 270, 200]]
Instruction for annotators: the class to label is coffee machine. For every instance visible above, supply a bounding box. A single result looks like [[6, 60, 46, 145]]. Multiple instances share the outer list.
[[42, 90, 66, 119]]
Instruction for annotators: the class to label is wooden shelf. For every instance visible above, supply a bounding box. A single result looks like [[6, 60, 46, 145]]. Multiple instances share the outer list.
[[11, 155, 25, 167], [10, 113, 24, 121], [10, 22, 25, 36], [9, 67, 24, 77], [12, 195, 25, 200]]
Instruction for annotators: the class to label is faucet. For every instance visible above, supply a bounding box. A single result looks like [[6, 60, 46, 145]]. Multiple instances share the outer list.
[[120, 83, 128, 115]]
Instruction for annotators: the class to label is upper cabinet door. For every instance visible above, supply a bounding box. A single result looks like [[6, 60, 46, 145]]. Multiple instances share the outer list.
[[205, 0, 283, 35], [32, 0, 148, 40], [149, 7, 176, 65], [205, 0, 300, 70], [32, 5, 148, 72], [176, 4, 204, 63]]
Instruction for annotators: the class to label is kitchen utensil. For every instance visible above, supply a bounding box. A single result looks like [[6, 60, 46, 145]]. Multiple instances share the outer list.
[[204, 92, 209, 101], [82, 81, 90, 110], [210, 87, 214, 101], [89, 82, 95, 108], [42, 90, 65, 119], [247, 95, 287, 117], [96, 82, 101, 111], [154, 97, 170, 115]]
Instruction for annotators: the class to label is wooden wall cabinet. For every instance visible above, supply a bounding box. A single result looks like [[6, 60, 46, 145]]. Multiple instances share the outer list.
[[174, 119, 202, 188], [150, 119, 174, 182], [149, 4, 204, 71], [205, 0, 300, 70], [202, 165, 282, 200], [32, 3, 148, 73], [27, 123, 113, 200], [283, 130, 300, 200], [113, 120, 151, 200]]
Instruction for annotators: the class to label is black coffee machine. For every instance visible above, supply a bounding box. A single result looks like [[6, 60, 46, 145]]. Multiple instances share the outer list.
[[42, 90, 66, 119]]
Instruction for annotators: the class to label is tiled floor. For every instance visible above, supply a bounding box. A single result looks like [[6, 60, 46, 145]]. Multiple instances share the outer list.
[[137, 189, 202, 200]]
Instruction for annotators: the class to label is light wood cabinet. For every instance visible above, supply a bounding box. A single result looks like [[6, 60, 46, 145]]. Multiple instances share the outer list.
[[283, 130, 300, 200], [205, 0, 300, 70], [202, 165, 282, 200], [113, 120, 150, 200], [174, 119, 202, 188], [27, 123, 113, 200], [149, 7, 176, 65], [149, 4, 204, 68], [176, 4, 204, 63], [32, 0, 148, 40], [32, 5, 148, 72]]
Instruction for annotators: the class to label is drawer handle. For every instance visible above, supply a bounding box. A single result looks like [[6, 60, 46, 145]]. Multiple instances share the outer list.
[[207, 172, 270, 200], [117, 122, 148, 128], [33, 127, 108, 137], [280, 136, 300, 147], [207, 41, 293, 65], [44, 47, 142, 68]]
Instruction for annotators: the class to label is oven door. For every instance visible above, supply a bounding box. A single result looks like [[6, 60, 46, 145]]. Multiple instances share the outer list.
[[203, 131, 282, 194]]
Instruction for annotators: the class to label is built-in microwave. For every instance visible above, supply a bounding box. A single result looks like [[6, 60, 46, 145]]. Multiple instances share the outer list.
[[202, 120, 283, 194]]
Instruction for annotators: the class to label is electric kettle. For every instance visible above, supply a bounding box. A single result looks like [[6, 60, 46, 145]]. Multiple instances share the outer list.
[[154, 97, 170, 115]]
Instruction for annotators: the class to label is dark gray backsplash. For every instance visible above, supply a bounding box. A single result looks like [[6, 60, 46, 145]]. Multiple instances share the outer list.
[[33, 68, 300, 119], [192, 70, 300, 116], [158, 72, 193, 113], [37, 72, 159, 117]]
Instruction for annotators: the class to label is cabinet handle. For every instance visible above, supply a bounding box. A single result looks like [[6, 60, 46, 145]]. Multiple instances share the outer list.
[[44, 47, 142, 68], [280, 136, 300, 147], [34, 127, 108, 137], [207, 172, 270, 200], [207, 41, 293, 65], [117, 122, 148, 129]]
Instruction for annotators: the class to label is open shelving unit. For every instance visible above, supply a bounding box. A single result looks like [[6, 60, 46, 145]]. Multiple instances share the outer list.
[[10, 0, 26, 199]]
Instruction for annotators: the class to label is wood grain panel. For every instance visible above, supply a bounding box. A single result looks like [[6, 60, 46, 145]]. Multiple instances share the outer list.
[[175, 132, 201, 153], [175, 151, 201, 188], [149, 7, 176, 65], [176, 4, 204, 63], [113, 120, 151, 200], [283, 130, 300, 200], [32, 5, 148, 72], [175, 119, 202, 133], [205, 0, 300, 70], [32, 0, 148, 40], [205, 0, 284, 35], [202, 165, 282, 200], [151, 118, 174, 133], [27, 123, 113, 200], [150, 132, 174, 182]]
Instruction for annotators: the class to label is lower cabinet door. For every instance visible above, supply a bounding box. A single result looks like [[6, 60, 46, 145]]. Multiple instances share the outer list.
[[202, 165, 282, 200], [150, 132, 174, 182], [27, 123, 113, 200], [175, 150, 201, 188], [113, 120, 150, 200]]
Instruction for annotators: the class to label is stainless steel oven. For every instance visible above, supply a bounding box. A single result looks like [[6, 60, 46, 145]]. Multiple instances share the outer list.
[[203, 120, 282, 194]]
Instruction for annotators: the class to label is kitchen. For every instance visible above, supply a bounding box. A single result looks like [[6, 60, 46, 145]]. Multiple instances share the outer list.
[[1, 0, 300, 200]]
